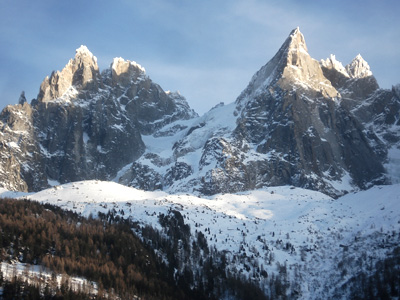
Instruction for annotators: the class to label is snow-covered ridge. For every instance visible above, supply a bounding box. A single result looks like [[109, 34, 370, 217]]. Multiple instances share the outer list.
[[75, 45, 98, 63], [320, 54, 349, 77]]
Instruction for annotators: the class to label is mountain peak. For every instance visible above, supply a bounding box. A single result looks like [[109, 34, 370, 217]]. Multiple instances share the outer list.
[[37, 46, 101, 102], [72, 45, 98, 68], [76, 45, 94, 56], [320, 54, 349, 77], [287, 26, 308, 53], [281, 26, 312, 69], [292, 26, 300, 34], [112, 57, 146, 74], [111, 57, 146, 87], [236, 27, 337, 107], [289, 26, 302, 38], [345, 54, 373, 78]]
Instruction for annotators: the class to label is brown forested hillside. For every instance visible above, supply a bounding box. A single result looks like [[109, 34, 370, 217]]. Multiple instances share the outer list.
[[0, 198, 194, 299]]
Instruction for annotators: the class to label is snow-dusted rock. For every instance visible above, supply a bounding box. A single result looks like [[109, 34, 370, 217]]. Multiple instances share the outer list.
[[346, 54, 373, 78], [0, 46, 196, 191], [0, 30, 398, 198], [38, 45, 101, 102]]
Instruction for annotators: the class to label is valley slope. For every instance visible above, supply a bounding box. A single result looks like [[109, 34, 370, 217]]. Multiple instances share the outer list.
[[1, 180, 399, 298]]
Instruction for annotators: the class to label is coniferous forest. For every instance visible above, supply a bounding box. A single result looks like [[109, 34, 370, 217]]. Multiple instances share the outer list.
[[0, 198, 268, 299]]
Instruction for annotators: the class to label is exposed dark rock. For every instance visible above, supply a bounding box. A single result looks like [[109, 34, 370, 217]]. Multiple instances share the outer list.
[[0, 30, 398, 197], [119, 162, 163, 191], [164, 162, 193, 186], [0, 46, 195, 191]]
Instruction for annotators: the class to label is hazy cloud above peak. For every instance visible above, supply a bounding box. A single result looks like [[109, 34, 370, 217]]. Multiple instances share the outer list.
[[0, 0, 398, 114]]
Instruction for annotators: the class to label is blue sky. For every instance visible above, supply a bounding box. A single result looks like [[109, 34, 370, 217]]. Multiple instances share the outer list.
[[0, 0, 399, 114]]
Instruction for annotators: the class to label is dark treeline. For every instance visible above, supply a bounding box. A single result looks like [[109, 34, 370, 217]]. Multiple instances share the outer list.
[[0, 198, 198, 299], [0, 198, 268, 299], [100, 207, 269, 300], [346, 246, 400, 299]]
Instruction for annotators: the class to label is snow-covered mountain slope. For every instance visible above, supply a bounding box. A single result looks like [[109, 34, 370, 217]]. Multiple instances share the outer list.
[[115, 27, 399, 197], [5, 180, 397, 299], [117, 101, 243, 193]]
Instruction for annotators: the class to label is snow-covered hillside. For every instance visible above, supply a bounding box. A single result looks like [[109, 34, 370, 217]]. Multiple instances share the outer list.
[[2, 180, 398, 298]]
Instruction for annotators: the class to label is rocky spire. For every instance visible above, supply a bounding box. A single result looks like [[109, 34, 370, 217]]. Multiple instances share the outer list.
[[18, 91, 27, 105], [37, 45, 101, 102], [111, 57, 146, 87], [345, 54, 373, 78], [241, 27, 308, 94], [320, 55, 350, 89], [277, 28, 338, 97], [236, 27, 338, 107], [284, 27, 309, 61], [320, 54, 349, 77]]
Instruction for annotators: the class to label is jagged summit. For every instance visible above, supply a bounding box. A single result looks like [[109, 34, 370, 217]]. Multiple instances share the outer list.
[[236, 27, 338, 108], [240, 27, 309, 95], [0, 29, 398, 199], [320, 54, 349, 77], [231, 28, 390, 196], [277, 27, 338, 97], [286, 26, 308, 55], [75, 45, 96, 58], [112, 57, 145, 74], [321, 53, 374, 80], [0, 45, 197, 192], [320, 52, 379, 98], [37, 45, 101, 102], [111, 57, 146, 87], [73, 45, 99, 70], [346, 53, 373, 78]]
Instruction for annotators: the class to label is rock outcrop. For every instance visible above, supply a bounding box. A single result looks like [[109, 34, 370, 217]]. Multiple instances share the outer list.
[[119, 28, 397, 197], [0, 30, 398, 197], [0, 46, 196, 191], [38, 46, 101, 102]]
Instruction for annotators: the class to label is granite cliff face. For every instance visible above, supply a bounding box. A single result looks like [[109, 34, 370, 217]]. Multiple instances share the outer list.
[[118, 28, 398, 197], [0, 102, 46, 191], [0, 46, 196, 191], [0, 29, 399, 197], [228, 28, 387, 195], [38, 46, 101, 102]]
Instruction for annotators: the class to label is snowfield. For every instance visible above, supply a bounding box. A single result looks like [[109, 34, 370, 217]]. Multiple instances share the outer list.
[[0, 261, 97, 295], [1, 181, 399, 298]]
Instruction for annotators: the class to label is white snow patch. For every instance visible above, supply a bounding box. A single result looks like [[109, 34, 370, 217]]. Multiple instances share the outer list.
[[83, 132, 90, 144], [323, 170, 354, 192], [7, 141, 20, 151], [96, 145, 107, 154], [0, 188, 30, 199], [47, 178, 61, 187], [1, 261, 98, 295], [112, 162, 133, 182], [385, 146, 400, 184]]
